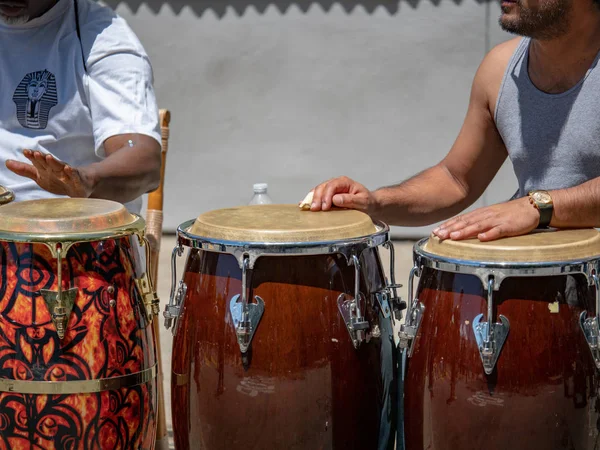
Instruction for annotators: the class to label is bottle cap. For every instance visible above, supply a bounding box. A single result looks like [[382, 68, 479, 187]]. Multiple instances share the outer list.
[[253, 183, 268, 193]]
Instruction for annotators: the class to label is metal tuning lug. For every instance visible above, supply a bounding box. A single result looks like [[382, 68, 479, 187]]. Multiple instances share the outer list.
[[135, 272, 160, 322], [580, 272, 600, 369], [230, 295, 264, 354], [41, 244, 78, 340], [229, 256, 264, 354], [164, 281, 187, 334], [135, 236, 160, 324], [398, 265, 425, 357], [41, 288, 78, 340], [338, 255, 369, 349], [164, 244, 186, 334], [337, 293, 369, 348], [472, 276, 510, 375], [382, 240, 406, 323]]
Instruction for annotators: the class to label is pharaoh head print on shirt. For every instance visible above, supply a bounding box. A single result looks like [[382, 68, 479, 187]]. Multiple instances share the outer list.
[[13, 69, 58, 130]]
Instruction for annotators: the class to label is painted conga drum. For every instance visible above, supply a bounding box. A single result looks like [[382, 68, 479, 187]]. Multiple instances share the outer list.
[[0, 198, 159, 449], [165, 205, 401, 450], [400, 230, 600, 450]]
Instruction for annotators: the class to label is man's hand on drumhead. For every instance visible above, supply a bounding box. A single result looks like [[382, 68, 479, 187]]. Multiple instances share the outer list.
[[6, 150, 94, 198], [432, 197, 540, 242], [309, 176, 372, 212]]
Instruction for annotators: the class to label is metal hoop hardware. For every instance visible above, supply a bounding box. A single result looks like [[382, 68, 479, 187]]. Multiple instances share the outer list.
[[398, 265, 425, 357], [229, 255, 265, 354], [164, 244, 186, 334], [337, 254, 370, 348], [472, 276, 510, 375], [580, 272, 600, 369]]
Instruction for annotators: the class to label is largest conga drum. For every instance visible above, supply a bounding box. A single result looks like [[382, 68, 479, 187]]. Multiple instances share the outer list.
[[0, 198, 159, 449], [165, 205, 400, 450], [401, 230, 600, 450]]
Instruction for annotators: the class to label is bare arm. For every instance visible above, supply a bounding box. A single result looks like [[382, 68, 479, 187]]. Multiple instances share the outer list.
[[547, 181, 600, 228], [310, 40, 518, 227], [83, 133, 161, 202], [6, 133, 161, 203]]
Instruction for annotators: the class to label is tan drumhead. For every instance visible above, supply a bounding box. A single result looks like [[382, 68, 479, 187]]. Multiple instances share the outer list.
[[424, 229, 600, 262], [190, 204, 377, 243], [0, 198, 138, 234]]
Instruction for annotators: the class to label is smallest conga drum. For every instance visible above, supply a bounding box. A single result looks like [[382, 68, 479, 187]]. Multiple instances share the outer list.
[[165, 205, 402, 450], [401, 229, 600, 450]]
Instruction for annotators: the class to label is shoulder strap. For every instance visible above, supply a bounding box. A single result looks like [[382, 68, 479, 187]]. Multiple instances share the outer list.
[[73, 0, 87, 73]]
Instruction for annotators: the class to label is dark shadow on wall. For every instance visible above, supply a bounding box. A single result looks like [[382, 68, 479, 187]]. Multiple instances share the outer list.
[[102, 0, 496, 18]]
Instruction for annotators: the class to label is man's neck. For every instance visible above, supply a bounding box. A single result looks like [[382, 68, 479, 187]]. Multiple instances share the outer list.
[[528, 9, 600, 93], [28, 0, 59, 21]]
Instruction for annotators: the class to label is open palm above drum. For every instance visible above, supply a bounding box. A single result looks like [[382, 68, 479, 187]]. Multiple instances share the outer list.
[[433, 197, 541, 242], [6, 150, 93, 198]]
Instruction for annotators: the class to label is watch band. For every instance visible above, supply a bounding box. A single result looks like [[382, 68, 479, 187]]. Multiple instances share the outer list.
[[537, 206, 552, 229]]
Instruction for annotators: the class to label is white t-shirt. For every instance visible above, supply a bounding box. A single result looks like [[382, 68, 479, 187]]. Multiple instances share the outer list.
[[0, 0, 160, 214]]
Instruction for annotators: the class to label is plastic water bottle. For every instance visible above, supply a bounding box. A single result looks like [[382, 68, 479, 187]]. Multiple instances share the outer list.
[[248, 183, 273, 205]]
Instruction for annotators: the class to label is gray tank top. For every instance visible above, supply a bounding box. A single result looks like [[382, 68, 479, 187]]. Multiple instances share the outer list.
[[495, 38, 600, 199]]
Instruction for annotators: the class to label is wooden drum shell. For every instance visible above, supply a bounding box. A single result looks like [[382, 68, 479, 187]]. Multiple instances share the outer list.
[[171, 247, 397, 450], [405, 267, 599, 450]]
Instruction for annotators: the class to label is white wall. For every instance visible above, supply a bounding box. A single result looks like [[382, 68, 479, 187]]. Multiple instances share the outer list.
[[105, 0, 517, 237]]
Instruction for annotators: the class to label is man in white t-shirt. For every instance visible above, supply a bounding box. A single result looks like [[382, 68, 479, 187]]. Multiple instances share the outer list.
[[0, 0, 161, 214]]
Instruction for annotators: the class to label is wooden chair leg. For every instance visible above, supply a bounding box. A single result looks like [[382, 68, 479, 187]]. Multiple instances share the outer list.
[[147, 109, 171, 449]]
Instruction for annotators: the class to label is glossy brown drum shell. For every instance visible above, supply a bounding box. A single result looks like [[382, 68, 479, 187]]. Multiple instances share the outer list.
[[171, 248, 397, 450], [404, 267, 600, 450]]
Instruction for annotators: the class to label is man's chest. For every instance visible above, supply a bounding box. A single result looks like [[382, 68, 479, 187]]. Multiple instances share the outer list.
[[0, 32, 90, 135]]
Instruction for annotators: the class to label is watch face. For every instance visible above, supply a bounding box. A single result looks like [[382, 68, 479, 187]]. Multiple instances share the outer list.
[[532, 191, 552, 204]]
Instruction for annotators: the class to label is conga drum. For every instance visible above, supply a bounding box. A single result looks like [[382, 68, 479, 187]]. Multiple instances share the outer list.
[[401, 230, 600, 450], [164, 205, 401, 450], [0, 198, 159, 449]]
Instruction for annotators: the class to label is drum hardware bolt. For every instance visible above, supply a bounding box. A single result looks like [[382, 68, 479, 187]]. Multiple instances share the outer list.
[[377, 284, 405, 326], [398, 265, 425, 357], [134, 236, 161, 325], [337, 295, 369, 348], [338, 255, 370, 349], [370, 324, 381, 339], [165, 280, 187, 334], [109, 299, 116, 308], [165, 244, 186, 334], [107, 286, 115, 294], [135, 272, 160, 324], [580, 272, 600, 369], [229, 256, 265, 354], [472, 276, 510, 375], [375, 292, 393, 319]]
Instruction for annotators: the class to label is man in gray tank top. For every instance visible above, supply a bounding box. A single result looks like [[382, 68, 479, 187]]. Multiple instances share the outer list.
[[307, 0, 600, 242]]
